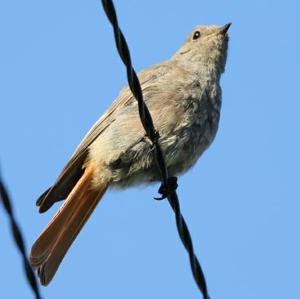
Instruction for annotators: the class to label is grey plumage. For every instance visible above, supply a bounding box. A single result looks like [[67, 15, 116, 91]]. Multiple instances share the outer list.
[[32, 23, 230, 285]]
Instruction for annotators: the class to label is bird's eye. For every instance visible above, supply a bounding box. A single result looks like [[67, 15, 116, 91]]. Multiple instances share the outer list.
[[192, 31, 201, 40]]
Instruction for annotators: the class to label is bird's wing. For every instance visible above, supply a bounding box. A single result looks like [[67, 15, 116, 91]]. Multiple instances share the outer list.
[[73, 63, 170, 155], [37, 63, 171, 212]]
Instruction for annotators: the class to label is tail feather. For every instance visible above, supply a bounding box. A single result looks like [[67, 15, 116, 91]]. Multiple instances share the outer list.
[[30, 165, 108, 285], [30, 167, 95, 267]]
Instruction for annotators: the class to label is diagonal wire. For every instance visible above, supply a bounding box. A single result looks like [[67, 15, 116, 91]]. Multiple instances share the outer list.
[[0, 175, 42, 299], [101, 1, 210, 298]]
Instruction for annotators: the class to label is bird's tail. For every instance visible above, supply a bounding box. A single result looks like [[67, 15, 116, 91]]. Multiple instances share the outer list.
[[30, 165, 108, 285]]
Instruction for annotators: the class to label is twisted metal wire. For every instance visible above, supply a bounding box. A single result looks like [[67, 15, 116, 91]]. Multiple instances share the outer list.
[[0, 176, 42, 299], [101, 1, 210, 298]]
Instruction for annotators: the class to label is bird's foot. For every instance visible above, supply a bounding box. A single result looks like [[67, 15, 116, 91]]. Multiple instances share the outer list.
[[154, 177, 178, 200]]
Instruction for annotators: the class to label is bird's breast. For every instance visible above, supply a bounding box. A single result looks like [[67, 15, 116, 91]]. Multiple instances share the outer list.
[[164, 88, 221, 176]]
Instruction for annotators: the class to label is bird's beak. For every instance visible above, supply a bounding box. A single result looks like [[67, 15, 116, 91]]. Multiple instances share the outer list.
[[220, 23, 231, 35]]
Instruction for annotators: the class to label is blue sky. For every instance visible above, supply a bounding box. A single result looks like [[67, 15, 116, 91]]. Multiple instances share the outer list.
[[1, 1, 299, 298]]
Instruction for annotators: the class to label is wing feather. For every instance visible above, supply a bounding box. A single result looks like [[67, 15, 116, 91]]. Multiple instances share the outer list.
[[37, 63, 171, 212]]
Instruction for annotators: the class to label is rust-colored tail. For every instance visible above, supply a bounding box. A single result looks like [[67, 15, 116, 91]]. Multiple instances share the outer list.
[[30, 166, 108, 285]]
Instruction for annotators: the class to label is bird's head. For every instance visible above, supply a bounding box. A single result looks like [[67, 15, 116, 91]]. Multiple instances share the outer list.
[[173, 23, 231, 75]]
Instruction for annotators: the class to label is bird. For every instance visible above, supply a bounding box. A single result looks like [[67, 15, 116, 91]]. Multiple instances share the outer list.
[[30, 23, 231, 285]]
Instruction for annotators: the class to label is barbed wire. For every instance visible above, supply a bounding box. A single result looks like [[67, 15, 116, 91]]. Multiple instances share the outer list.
[[101, 1, 210, 298], [0, 175, 42, 299]]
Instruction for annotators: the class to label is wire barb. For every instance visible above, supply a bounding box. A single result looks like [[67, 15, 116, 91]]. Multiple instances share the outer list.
[[101, 1, 210, 298], [0, 176, 42, 299]]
